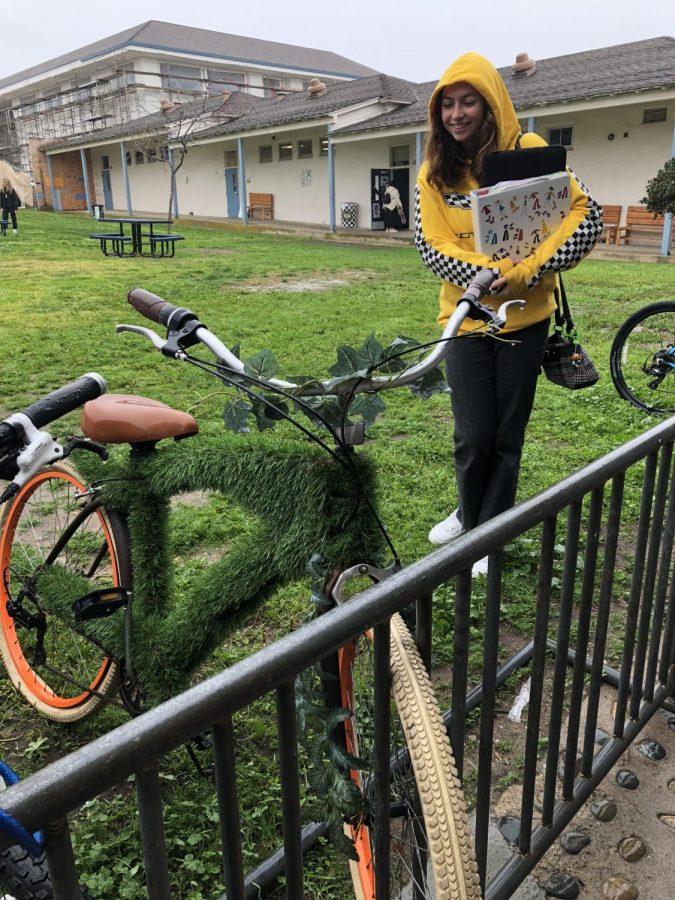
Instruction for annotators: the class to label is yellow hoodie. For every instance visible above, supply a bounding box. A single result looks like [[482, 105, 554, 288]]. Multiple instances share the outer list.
[[415, 53, 602, 332]]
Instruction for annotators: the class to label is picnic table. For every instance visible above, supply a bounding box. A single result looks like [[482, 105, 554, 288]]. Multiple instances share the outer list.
[[89, 217, 185, 257]]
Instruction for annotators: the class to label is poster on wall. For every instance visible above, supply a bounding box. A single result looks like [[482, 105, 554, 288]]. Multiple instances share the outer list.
[[370, 168, 409, 231]]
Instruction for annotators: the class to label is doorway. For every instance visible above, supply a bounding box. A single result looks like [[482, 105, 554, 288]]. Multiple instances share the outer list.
[[225, 167, 239, 218], [101, 155, 113, 210]]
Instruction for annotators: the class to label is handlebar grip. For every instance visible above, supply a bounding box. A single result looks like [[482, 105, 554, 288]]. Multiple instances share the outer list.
[[127, 288, 199, 331], [127, 288, 180, 326], [21, 373, 107, 430]]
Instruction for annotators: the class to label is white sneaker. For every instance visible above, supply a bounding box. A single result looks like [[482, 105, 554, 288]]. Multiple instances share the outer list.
[[12, 229, 17, 235], [471, 555, 489, 577], [428, 509, 464, 545]]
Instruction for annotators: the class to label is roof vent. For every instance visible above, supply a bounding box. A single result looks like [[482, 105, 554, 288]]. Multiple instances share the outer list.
[[511, 53, 537, 77], [307, 77, 327, 98], [642, 107, 667, 124], [159, 99, 176, 113]]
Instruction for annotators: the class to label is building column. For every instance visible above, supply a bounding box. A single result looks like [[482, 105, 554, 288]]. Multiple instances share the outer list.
[[527, 116, 536, 134], [415, 131, 423, 172], [80, 148, 92, 213], [167, 147, 179, 218], [238, 137, 247, 224], [660, 122, 675, 256], [119, 141, 132, 215], [46, 155, 58, 211], [327, 129, 336, 232]]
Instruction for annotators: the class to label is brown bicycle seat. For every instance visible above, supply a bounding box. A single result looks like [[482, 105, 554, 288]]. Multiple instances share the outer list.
[[81, 394, 199, 444]]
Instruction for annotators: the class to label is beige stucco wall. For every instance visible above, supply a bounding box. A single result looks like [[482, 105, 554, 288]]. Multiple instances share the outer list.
[[522, 102, 674, 223]]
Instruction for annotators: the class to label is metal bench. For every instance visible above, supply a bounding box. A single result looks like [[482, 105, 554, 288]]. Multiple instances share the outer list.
[[89, 232, 134, 256], [147, 234, 185, 258]]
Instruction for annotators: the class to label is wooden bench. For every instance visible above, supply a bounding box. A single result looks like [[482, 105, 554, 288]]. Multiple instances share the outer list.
[[617, 205, 672, 248], [247, 192, 274, 220], [598, 204, 621, 244], [147, 234, 185, 258]]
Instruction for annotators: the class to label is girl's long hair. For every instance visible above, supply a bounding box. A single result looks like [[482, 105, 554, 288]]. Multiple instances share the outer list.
[[424, 90, 500, 191]]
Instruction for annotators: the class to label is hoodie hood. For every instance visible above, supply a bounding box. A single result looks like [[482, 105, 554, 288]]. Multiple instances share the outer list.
[[428, 52, 521, 151]]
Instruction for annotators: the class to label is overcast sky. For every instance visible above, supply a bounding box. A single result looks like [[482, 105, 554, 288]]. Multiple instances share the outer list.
[[1, 0, 672, 83]]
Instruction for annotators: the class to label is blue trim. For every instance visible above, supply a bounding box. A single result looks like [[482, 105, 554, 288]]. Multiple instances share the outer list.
[[79, 41, 370, 80], [527, 116, 536, 132], [167, 147, 179, 217], [0, 762, 44, 857], [238, 137, 248, 224], [327, 130, 336, 232], [46, 155, 58, 211], [660, 122, 675, 256], [119, 141, 132, 215], [79, 149, 91, 211], [415, 131, 423, 172]]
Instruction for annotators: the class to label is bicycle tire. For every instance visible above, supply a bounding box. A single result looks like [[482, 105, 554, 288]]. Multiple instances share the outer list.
[[338, 613, 481, 900], [610, 300, 675, 414], [0, 845, 91, 900], [0, 462, 131, 722]]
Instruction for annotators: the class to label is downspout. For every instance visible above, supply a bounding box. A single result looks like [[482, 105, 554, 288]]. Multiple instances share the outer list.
[[119, 141, 132, 216], [46, 155, 58, 211], [238, 137, 247, 224], [660, 122, 675, 257], [80, 148, 92, 214], [327, 126, 336, 232]]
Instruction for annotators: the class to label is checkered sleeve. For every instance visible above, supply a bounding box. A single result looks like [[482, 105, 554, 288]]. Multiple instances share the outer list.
[[414, 184, 501, 288], [524, 172, 603, 290]]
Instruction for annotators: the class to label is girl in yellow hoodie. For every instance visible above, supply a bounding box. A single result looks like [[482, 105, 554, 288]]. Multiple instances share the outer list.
[[416, 53, 601, 569]]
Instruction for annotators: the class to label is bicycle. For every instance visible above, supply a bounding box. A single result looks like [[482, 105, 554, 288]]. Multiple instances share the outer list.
[[610, 299, 675, 414], [0, 270, 520, 899]]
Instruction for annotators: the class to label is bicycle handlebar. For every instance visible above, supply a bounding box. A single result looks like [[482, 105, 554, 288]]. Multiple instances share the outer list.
[[121, 272, 525, 397], [0, 373, 107, 454]]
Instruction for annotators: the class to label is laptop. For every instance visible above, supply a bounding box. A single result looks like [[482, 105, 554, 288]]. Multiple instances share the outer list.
[[480, 145, 567, 188]]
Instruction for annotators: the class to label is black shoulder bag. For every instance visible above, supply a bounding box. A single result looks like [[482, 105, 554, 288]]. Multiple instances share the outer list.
[[542, 277, 599, 390]]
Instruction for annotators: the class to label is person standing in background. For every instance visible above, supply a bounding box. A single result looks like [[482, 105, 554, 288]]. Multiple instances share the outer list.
[[1, 179, 21, 234]]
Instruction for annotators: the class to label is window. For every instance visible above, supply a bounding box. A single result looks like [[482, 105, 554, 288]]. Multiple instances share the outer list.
[[134, 150, 145, 165], [320, 137, 329, 156], [278, 142, 293, 161], [102, 155, 110, 169], [547, 126, 573, 149], [160, 64, 202, 93], [298, 139, 313, 159], [390, 145, 410, 167], [259, 145, 273, 163], [146, 148, 158, 163], [224, 149, 238, 167], [642, 107, 667, 124], [263, 77, 282, 98], [208, 69, 246, 93]]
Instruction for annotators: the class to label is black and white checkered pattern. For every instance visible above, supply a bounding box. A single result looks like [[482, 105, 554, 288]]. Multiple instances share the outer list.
[[340, 202, 358, 228], [525, 173, 603, 289], [414, 185, 499, 287], [442, 192, 472, 210]]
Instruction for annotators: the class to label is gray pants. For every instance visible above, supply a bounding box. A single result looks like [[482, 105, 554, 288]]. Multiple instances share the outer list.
[[445, 317, 549, 530]]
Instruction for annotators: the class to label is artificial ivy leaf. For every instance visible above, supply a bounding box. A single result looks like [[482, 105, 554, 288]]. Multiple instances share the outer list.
[[303, 395, 352, 430], [307, 554, 328, 580], [222, 399, 252, 433], [375, 335, 419, 373], [289, 376, 325, 398], [250, 396, 288, 431], [243, 349, 279, 380], [409, 365, 450, 399], [230, 342, 241, 360], [323, 373, 370, 396], [351, 393, 386, 428], [358, 333, 385, 369], [328, 345, 362, 377]]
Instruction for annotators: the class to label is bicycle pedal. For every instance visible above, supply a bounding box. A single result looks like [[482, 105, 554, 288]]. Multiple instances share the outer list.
[[72, 587, 129, 620]]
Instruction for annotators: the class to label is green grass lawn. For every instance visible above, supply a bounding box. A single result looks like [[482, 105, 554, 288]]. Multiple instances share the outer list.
[[0, 208, 673, 898]]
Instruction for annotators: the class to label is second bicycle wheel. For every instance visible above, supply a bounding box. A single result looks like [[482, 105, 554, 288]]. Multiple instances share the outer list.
[[338, 613, 480, 900], [610, 300, 675, 414], [0, 462, 130, 722]]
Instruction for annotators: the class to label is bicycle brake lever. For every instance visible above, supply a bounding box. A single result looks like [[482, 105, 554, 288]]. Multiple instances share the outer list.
[[116, 324, 167, 352], [62, 437, 109, 462], [491, 299, 527, 330]]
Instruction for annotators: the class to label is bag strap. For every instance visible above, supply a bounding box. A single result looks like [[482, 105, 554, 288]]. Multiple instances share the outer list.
[[553, 275, 578, 342]]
